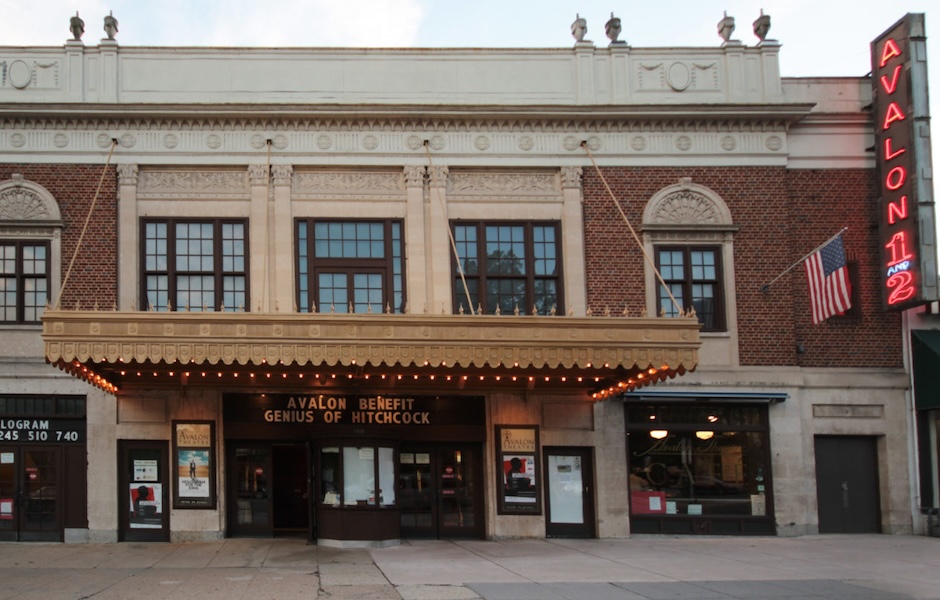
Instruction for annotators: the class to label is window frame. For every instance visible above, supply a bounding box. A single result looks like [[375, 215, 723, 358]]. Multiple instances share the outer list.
[[450, 221, 564, 315], [139, 218, 249, 312], [0, 239, 51, 324], [295, 218, 405, 314], [655, 244, 726, 332]]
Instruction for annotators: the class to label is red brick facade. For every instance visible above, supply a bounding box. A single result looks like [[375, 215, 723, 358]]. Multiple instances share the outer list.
[[583, 166, 902, 369], [0, 164, 118, 311]]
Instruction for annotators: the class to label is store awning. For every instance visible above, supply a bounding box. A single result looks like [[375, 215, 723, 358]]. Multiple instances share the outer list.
[[42, 309, 700, 398], [624, 391, 788, 404], [912, 330, 940, 410]]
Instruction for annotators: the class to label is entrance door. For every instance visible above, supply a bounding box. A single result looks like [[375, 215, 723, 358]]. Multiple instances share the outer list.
[[399, 444, 483, 539], [544, 447, 595, 538], [814, 436, 880, 533], [0, 447, 62, 542], [227, 443, 310, 538], [119, 440, 170, 542]]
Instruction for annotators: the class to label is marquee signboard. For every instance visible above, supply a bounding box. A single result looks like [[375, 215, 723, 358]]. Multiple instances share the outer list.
[[871, 13, 938, 310]]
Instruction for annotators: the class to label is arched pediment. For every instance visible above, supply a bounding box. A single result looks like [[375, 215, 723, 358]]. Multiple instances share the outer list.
[[0, 174, 63, 225], [642, 177, 732, 228]]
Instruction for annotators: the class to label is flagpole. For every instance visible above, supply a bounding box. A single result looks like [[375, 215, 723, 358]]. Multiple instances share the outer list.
[[759, 227, 848, 293]]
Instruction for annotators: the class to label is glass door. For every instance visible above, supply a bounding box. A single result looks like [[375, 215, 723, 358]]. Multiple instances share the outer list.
[[544, 447, 595, 538], [400, 444, 483, 539], [0, 447, 63, 541], [228, 445, 272, 536], [119, 441, 169, 542]]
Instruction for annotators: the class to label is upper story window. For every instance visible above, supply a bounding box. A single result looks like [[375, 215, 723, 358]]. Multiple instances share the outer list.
[[452, 222, 563, 315], [1, 241, 49, 324], [296, 220, 404, 313], [0, 175, 62, 325], [656, 246, 724, 331], [642, 178, 736, 334], [141, 219, 248, 311]]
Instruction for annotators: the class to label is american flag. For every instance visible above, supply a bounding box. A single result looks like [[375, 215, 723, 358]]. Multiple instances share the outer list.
[[805, 234, 852, 324]]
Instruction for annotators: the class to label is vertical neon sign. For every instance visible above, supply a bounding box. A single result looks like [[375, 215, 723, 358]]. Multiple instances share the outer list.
[[871, 13, 937, 310]]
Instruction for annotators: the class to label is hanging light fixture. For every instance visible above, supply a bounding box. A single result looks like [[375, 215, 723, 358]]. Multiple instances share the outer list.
[[696, 431, 714, 440], [649, 430, 669, 439]]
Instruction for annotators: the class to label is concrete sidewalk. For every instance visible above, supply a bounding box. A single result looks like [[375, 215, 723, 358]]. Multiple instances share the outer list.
[[0, 535, 937, 599]]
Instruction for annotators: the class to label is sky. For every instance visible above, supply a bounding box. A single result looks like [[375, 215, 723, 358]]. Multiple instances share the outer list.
[[1, 0, 938, 174]]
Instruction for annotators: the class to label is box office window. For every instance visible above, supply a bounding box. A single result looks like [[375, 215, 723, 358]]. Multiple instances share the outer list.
[[626, 404, 771, 519], [320, 446, 396, 507], [141, 220, 248, 312]]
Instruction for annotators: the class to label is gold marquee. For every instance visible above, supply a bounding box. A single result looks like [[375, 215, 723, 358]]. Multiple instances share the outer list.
[[43, 310, 700, 398]]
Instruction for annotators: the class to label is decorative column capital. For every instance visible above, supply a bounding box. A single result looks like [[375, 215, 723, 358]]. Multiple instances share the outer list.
[[561, 166, 583, 189], [116, 164, 138, 186], [271, 165, 293, 186], [404, 165, 426, 188], [429, 166, 449, 189], [247, 164, 268, 185]]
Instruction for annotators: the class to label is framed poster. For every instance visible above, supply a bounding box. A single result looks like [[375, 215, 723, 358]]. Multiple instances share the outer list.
[[496, 425, 541, 515], [172, 421, 216, 509]]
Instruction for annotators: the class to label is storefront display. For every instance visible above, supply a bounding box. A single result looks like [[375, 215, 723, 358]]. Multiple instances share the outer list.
[[625, 400, 775, 535]]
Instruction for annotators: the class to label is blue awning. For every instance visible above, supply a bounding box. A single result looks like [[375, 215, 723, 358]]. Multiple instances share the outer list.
[[623, 390, 788, 404]]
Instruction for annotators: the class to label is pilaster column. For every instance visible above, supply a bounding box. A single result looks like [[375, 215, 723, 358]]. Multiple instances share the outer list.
[[116, 164, 138, 310], [427, 165, 452, 314], [404, 165, 428, 314], [247, 165, 269, 312], [560, 166, 587, 316], [271, 165, 294, 312]]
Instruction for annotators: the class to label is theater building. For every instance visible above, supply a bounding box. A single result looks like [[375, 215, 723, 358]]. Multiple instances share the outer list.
[[0, 14, 922, 543]]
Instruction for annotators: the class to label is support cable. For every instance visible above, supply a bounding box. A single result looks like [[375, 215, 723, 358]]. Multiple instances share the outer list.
[[580, 142, 683, 316], [425, 141, 475, 315], [54, 138, 118, 309]]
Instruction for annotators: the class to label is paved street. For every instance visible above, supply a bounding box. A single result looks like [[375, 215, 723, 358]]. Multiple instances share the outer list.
[[0, 534, 937, 599]]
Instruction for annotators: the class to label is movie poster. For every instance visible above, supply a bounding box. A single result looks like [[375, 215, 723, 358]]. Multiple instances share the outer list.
[[503, 454, 536, 503], [496, 425, 541, 514], [129, 483, 163, 529], [178, 449, 211, 498], [173, 421, 216, 509]]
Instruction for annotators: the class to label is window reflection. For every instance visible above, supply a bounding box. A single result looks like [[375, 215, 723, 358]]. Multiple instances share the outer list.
[[627, 405, 769, 519]]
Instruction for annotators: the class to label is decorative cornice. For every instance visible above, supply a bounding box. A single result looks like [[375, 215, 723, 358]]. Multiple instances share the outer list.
[[0, 104, 814, 134]]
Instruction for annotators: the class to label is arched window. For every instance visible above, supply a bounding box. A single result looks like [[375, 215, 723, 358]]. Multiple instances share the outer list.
[[0, 174, 62, 324], [641, 178, 737, 333]]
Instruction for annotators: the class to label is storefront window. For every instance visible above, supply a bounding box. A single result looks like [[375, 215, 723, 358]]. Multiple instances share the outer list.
[[626, 404, 771, 519], [320, 445, 396, 507]]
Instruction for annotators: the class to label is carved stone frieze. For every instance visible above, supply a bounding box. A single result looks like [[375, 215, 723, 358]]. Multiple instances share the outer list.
[[137, 170, 249, 198], [447, 172, 558, 200], [293, 171, 404, 199]]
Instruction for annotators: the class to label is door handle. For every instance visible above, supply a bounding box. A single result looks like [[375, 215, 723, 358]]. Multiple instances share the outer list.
[[841, 481, 849, 508]]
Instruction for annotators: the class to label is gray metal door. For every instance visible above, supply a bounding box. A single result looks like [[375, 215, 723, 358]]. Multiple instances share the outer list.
[[814, 436, 880, 533]]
